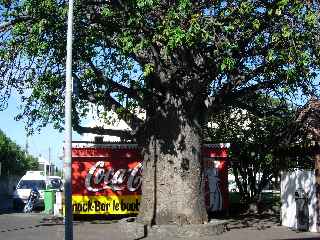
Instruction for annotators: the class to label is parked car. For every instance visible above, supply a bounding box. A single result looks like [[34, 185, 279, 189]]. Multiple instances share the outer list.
[[12, 171, 47, 210], [48, 176, 63, 191]]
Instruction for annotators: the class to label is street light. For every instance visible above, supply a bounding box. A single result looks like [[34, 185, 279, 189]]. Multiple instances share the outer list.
[[64, 0, 74, 239]]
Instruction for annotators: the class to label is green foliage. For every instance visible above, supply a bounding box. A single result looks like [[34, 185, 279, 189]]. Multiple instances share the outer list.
[[0, 0, 319, 136], [0, 129, 39, 176], [143, 64, 155, 77], [207, 95, 295, 202]]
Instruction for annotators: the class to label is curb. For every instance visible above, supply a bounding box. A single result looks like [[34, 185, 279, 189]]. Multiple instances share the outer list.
[[118, 217, 228, 239]]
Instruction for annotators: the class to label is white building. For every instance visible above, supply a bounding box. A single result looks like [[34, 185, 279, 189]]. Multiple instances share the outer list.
[[281, 170, 318, 232], [81, 109, 145, 142], [38, 156, 55, 176]]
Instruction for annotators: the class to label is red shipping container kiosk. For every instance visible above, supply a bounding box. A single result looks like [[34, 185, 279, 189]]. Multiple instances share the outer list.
[[71, 142, 230, 215]]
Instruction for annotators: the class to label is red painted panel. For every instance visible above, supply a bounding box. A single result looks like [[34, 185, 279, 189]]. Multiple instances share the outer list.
[[72, 148, 142, 197], [71, 144, 230, 214]]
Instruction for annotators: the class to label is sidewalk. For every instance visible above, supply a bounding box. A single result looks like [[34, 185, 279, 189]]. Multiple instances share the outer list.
[[41, 215, 320, 240], [59, 219, 320, 240], [0, 212, 319, 240]]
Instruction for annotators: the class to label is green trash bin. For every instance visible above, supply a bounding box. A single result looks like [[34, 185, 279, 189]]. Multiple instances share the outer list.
[[44, 189, 56, 214]]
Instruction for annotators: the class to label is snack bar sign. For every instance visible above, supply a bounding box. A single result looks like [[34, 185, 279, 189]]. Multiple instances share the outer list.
[[72, 147, 142, 215]]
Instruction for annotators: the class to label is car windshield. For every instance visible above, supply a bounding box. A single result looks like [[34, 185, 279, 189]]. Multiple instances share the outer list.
[[17, 180, 46, 190]]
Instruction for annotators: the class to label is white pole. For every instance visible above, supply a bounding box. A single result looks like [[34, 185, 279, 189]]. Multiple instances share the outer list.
[[64, 0, 73, 239], [49, 146, 51, 176]]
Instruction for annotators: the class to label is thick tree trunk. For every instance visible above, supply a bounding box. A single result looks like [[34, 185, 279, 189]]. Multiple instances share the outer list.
[[232, 165, 246, 200], [136, 107, 208, 225]]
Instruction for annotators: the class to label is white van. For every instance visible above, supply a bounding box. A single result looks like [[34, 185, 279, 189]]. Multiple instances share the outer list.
[[12, 171, 48, 210]]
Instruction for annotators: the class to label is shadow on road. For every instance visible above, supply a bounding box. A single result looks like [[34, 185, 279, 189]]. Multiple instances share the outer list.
[[223, 212, 281, 231], [274, 238, 320, 240]]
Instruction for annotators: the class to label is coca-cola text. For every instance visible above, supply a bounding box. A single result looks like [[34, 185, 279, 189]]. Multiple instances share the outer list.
[[85, 161, 142, 192]]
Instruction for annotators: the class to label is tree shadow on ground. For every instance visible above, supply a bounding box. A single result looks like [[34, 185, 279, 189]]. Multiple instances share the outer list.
[[275, 238, 320, 240], [210, 205, 281, 231], [227, 213, 280, 230], [225, 212, 281, 230], [208, 199, 282, 231]]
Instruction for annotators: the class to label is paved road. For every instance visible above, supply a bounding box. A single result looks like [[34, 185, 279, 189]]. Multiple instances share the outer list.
[[0, 212, 320, 240], [0, 195, 319, 240]]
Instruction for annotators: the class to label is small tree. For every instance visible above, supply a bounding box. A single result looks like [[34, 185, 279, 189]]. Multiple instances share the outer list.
[[0, 129, 39, 176], [208, 96, 295, 204]]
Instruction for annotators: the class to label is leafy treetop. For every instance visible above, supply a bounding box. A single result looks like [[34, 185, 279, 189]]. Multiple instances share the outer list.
[[0, 0, 319, 137], [0, 129, 39, 176]]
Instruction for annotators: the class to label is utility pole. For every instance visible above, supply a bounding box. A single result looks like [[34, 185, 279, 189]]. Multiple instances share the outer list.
[[48, 146, 51, 176], [25, 135, 29, 155], [65, 0, 74, 239]]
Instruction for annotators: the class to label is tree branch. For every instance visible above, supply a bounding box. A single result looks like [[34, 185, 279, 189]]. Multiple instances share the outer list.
[[74, 73, 144, 132], [73, 124, 134, 139], [101, 93, 144, 131], [87, 59, 143, 103], [205, 60, 281, 112], [0, 16, 33, 32], [232, 98, 290, 118]]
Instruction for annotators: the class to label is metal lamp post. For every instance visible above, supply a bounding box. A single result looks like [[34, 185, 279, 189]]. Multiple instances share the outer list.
[[64, 0, 74, 239]]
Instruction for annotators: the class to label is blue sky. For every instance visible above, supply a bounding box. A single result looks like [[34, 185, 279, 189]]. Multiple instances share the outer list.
[[0, 94, 81, 170]]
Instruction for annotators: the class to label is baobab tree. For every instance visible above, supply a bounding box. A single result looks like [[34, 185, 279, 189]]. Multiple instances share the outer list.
[[1, 0, 319, 225]]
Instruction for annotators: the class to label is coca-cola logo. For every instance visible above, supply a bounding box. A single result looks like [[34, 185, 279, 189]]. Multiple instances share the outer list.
[[85, 161, 142, 192]]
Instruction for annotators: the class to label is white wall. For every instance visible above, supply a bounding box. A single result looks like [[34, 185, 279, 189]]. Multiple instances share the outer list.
[[281, 170, 318, 232], [82, 111, 131, 142]]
